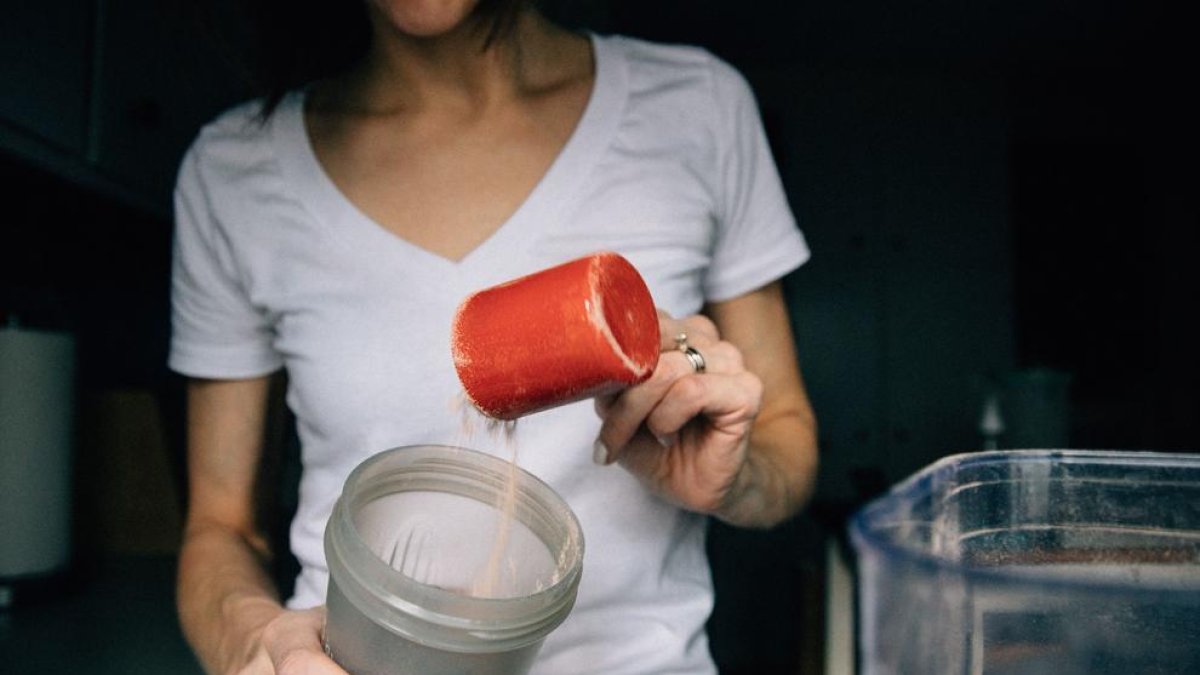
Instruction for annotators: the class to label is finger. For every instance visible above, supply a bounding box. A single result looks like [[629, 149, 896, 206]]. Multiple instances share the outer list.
[[658, 313, 719, 352], [593, 392, 618, 418], [674, 339, 743, 375], [596, 340, 743, 463], [263, 609, 347, 675], [596, 353, 696, 463], [273, 651, 347, 675], [610, 427, 669, 482], [644, 371, 762, 444]]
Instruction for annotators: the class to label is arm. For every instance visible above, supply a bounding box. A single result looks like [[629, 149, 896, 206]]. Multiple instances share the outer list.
[[177, 375, 344, 674], [595, 281, 818, 528], [705, 281, 818, 526]]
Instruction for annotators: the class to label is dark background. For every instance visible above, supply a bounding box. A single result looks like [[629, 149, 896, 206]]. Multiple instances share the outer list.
[[2, 1, 1197, 673]]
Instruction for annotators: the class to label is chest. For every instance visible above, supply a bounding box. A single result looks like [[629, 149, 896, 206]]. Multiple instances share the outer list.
[[308, 95, 589, 262]]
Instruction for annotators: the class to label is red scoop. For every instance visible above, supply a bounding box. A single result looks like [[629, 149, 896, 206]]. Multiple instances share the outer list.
[[451, 252, 660, 420]]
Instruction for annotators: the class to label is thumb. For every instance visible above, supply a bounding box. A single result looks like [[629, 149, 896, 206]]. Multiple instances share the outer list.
[[263, 608, 348, 674]]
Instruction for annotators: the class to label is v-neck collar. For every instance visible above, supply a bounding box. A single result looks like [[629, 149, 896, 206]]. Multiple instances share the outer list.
[[272, 33, 627, 272]]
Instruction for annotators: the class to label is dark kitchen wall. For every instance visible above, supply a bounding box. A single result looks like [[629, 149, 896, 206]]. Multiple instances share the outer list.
[[583, 3, 1198, 671], [4, 0, 1193, 510], [0, 155, 171, 389], [0, 153, 189, 561], [583, 0, 1200, 503], [2, 0, 258, 558], [2, 1, 1197, 672]]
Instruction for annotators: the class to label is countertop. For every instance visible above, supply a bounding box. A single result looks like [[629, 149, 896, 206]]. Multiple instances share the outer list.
[[1, 556, 203, 674], [0, 528, 833, 674]]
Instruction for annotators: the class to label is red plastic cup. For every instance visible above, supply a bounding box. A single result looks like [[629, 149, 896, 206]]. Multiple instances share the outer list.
[[451, 252, 660, 420]]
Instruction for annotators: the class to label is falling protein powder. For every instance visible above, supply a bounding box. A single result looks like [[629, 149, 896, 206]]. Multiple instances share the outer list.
[[472, 418, 520, 597], [453, 392, 522, 598]]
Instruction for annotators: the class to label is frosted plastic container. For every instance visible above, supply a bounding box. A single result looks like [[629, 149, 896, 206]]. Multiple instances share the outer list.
[[324, 445, 584, 675], [851, 450, 1200, 675]]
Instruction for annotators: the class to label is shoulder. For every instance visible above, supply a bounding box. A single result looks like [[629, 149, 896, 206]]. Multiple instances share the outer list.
[[194, 99, 271, 150], [598, 33, 753, 103], [181, 96, 293, 180], [176, 94, 299, 199]]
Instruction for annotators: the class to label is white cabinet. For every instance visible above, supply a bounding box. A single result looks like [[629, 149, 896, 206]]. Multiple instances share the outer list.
[[756, 67, 1015, 502]]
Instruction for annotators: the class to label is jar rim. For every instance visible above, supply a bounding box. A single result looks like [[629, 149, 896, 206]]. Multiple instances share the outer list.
[[325, 444, 585, 653]]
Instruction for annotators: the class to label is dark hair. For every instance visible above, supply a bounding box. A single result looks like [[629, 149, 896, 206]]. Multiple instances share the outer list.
[[235, 0, 527, 118]]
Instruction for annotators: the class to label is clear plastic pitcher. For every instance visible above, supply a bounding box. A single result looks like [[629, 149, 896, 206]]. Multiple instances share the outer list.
[[851, 450, 1200, 675], [324, 445, 584, 675]]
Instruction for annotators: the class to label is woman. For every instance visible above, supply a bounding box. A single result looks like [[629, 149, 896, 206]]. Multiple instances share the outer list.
[[171, 0, 818, 672]]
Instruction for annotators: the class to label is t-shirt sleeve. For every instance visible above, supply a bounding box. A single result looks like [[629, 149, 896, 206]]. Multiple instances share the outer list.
[[703, 57, 810, 302], [168, 141, 283, 379]]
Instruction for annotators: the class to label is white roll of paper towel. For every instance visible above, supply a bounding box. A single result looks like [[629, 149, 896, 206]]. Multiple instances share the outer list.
[[0, 325, 76, 580]]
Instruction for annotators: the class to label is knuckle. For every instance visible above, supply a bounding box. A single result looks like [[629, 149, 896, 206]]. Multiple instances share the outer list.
[[737, 372, 765, 408], [651, 355, 689, 383], [598, 405, 639, 448], [642, 418, 666, 440], [708, 341, 743, 369], [234, 642, 273, 675], [672, 372, 708, 399], [259, 614, 293, 646], [688, 314, 719, 339], [274, 650, 312, 675], [594, 391, 622, 418], [259, 621, 282, 647]]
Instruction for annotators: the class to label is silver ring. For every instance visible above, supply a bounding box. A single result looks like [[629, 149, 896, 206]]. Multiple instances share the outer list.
[[674, 332, 689, 351], [674, 332, 706, 373]]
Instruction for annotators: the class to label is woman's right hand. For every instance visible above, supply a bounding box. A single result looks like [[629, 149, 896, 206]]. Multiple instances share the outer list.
[[233, 606, 347, 675]]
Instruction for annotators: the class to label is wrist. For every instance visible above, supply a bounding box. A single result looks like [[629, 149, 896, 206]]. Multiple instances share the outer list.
[[715, 414, 818, 527], [714, 452, 770, 527], [214, 595, 285, 671]]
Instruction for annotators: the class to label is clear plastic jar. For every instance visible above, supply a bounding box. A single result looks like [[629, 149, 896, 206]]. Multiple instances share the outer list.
[[324, 445, 584, 675], [851, 450, 1200, 674]]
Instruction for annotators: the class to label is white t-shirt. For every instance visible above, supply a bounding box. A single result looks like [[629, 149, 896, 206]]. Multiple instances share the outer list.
[[170, 33, 809, 674]]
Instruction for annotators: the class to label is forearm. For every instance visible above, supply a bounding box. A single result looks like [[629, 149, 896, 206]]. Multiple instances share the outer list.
[[715, 409, 818, 528], [178, 521, 284, 674], [700, 283, 818, 528]]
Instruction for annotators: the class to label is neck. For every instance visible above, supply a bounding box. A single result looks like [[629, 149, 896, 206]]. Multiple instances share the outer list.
[[331, 8, 577, 114]]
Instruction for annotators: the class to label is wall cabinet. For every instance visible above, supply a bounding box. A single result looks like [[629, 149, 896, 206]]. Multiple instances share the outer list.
[[93, 0, 252, 206], [0, 0, 93, 156], [1, 0, 251, 216]]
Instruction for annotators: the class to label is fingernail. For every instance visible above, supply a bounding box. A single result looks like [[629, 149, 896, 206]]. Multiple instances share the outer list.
[[656, 433, 677, 449], [593, 439, 610, 465]]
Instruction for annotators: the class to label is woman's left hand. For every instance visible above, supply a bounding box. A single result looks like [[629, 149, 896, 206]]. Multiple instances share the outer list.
[[593, 310, 763, 516]]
